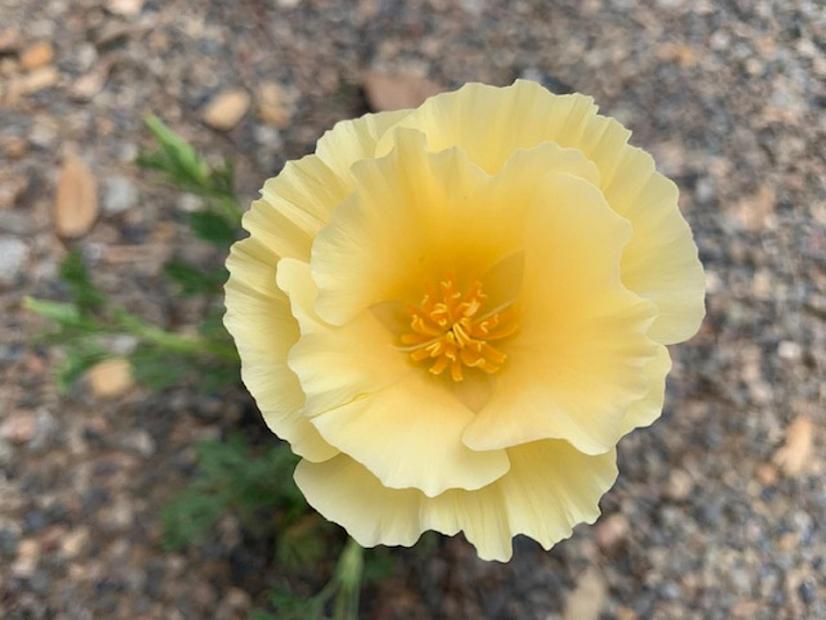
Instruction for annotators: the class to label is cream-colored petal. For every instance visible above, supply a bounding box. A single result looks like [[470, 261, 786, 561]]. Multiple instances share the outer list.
[[621, 343, 671, 434], [277, 258, 510, 497], [223, 238, 338, 462], [375, 81, 600, 175], [311, 129, 495, 326], [295, 439, 617, 562], [378, 79, 705, 344], [315, 109, 412, 181], [463, 172, 660, 454], [600, 148, 705, 344], [311, 130, 600, 326], [244, 110, 411, 262], [227, 111, 408, 456]]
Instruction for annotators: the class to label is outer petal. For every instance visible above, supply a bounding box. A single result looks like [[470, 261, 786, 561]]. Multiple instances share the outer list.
[[223, 238, 338, 462], [377, 80, 705, 344], [621, 344, 671, 434], [601, 151, 705, 343], [277, 258, 510, 497], [243, 109, 411, 263], [295, 440, 617, 562], [463, 172, 660, 454], [225, 111, 406, 456], [315, 109, 411, 181]]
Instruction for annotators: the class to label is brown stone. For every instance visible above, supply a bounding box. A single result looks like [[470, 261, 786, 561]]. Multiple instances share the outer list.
[[667, 469, 695, 500], [256, 82, 290, 128], [0, 28, 20, 53], [106, 0, 145, 16], [0, 411, 37, 444], [201, 89, 251, 131], [54, 150, 99, 238], [773, 415, 814, 477], [563, 567, 607, 620], [362, 71, 443, 111], [87, 358, 134, 398], [20, 41, 54, 71], [595, 513, 629, 550]]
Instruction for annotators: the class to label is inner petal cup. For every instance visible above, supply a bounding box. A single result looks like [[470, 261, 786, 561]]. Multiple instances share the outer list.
[[277, 258, 511, 498]]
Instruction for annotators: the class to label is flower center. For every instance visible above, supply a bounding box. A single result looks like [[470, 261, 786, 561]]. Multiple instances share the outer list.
[[399, 278, 518, 382]]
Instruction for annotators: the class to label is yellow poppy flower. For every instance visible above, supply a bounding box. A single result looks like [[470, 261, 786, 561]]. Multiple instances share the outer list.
[[224, 80, 705, 561]]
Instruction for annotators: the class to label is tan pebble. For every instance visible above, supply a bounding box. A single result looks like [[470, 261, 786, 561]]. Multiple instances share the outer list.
[[656, 42, 698, 68], [773, 415, 814, 477], [61, 527, 91, 558], [616, 606, 638, 620], [257, 82, 290, 127], [12, 539, 40, 577], [563, 566, 607, 620], [595, 513, 629, 551], [54, 149, 99, 238], [87, 357, 134, 398], [20, 41, 54, 70], [0, 28, 20, 53], [778, 531, 799, 551], [22, 66, 59, 93], [70, 68, 109, 101], [362, 70, 443, 111], [755, 463, 778, 486], [106, 0, 145, 16], [201, 89, 251, 131], [0, 411, 37, 444], [751, 270, 772, 299], [667, 469, 694, 500], [734, 184, 776, 231]]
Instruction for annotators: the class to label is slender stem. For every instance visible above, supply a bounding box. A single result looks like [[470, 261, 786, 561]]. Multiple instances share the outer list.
[[333, 538, 364, 620], [115, 311, 238, 361]]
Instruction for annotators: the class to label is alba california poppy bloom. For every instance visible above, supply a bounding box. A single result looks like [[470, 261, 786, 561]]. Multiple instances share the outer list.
[[224, 80, 705, 561]]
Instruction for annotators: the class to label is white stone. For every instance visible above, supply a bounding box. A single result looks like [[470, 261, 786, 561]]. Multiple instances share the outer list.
[[0, 236, 29, 287]]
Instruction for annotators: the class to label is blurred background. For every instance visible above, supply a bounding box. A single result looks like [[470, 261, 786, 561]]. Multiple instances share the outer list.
[[1, 0, 824, 618]]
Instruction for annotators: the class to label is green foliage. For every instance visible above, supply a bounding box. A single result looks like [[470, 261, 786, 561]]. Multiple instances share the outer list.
[[187, 210, 238, 246], [276, 514, 331, 571], [27, 118, 242, 393], [252, 585, 326, 620], [254, 538, 366, 620], [59, 251, 105, 314], [27, 251, 236, 393], [138, 115, 214, 196], [26, 296, 83, 326], [28, 112, 385, 618], [164, 258, 227, 297], [362, 546, 397, 584], [128, 344, 188, 390], [161, 435, 303, 550], [54, 341, 110, 392], [138, 114, 242, 245], [163, 437, 372, 620]]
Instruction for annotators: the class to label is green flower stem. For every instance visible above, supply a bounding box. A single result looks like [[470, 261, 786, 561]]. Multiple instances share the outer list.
[[115, 311, 238, 361], [333, 537, 364, 620]]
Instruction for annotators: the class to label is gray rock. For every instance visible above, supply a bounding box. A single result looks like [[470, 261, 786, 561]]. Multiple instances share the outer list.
[[102, 175, 138, 215], [0, 236, 29, 288]]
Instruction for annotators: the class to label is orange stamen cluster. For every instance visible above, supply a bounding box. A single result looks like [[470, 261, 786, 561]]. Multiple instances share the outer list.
[[400, 278, 518, 382]]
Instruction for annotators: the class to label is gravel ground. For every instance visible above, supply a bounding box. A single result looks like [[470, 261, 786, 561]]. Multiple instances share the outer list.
[[1, 0, 824, 618]]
